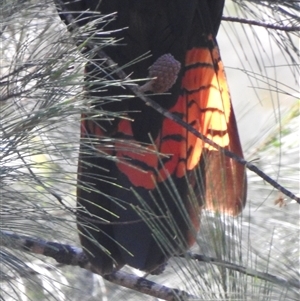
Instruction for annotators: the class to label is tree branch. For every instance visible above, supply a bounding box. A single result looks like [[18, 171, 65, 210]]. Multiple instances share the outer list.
[[1, 231, 195, 301], [222, 16, 300, 32], [2, 230, 299, 295]]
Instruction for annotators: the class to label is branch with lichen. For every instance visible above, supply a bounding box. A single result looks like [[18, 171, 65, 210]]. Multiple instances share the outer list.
[[1, 230, 195, 301], [2, 230, 299, 298]]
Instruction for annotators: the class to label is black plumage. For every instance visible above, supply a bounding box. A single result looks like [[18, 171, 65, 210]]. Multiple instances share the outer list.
[[55, 0, 246, 275]]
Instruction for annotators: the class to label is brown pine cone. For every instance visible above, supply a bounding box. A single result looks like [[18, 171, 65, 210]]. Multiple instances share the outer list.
[[140, 53, 181, 93]]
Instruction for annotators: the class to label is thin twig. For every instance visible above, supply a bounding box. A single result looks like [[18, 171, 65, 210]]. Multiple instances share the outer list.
[[222, 16, 300, 32], [183, 253, 300, 290], [96, 51, 300, 204]]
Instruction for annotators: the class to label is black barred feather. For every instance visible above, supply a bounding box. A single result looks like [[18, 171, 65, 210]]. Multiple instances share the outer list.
[[56, 0, 246, 275]]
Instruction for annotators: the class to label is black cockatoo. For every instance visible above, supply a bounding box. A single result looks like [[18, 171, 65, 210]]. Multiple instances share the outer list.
[[55, 0, 247, 275]]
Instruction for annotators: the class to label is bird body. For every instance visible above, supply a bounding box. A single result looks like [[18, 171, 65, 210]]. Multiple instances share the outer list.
[[56, 0, 247, 275]]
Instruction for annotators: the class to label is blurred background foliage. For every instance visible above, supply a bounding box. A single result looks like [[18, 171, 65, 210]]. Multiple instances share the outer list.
[[0, 0, 299, 300]]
